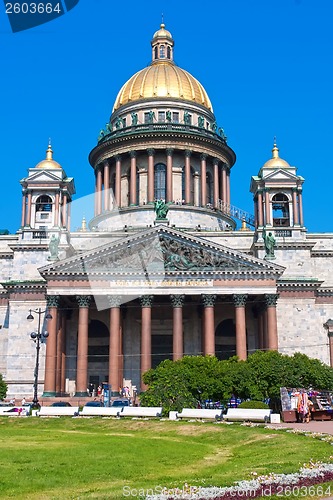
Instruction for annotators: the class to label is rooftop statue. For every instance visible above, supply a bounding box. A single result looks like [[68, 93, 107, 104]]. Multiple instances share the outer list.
[[48, 234, 60, 261], [263, 228, 276, 259], [154, 199, 171, 220]]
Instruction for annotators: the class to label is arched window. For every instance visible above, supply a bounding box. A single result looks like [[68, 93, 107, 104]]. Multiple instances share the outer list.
[[272, 193, 290, 226], [154, 163, 166, 200], [154, 46, 158, 60], [206, 172, 213, 205], [36, 195, 52, 212], [215, 319, 237, 360], [167, 46, 171, 59], [159, 45, 165, 58]]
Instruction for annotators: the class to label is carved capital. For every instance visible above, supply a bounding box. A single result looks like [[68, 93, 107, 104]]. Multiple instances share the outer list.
[[265, 294, 279, 307], [166, 148, 174, 157], [147, 148, 155, 157], [76, 295, 91, 308], [140, 295, 154, 308], [200, 153, 207, 162], [108, 295, 122, 308], [233, 294, 248, 307], [292, 187, 298, 193], [46, 295, 60, 308], [185, 149, 192, 158], [170, 294, 185, 308], [202, 294, 216, 307], [114, 154, 121, 162], [130, 151, 137, 159], [212, 157, 219, 166], [263, 187, 270, 193], [220, 162, 227, 170]]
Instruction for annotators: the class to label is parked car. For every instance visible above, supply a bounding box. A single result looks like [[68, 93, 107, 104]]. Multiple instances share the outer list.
[[111, 399, 130, 408], [84, 401, 103, 407], [50, 401, 72, 407]]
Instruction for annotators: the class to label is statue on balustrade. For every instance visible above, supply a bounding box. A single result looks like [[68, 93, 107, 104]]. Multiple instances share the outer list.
[[263, 228, 276, 259], [154, 199, 171, 220]]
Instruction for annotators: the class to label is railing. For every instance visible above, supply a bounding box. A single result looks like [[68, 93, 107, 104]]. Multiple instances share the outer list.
[[216, 200, 255, 227], [32, 231, 47, 239], [98, 122, 227, 144], [275, 230, 292, 237]]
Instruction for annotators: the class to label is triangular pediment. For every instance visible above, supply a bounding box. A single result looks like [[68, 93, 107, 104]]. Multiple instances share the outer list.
[[22, 170, 62, 183], [39, 226, 284, 281], [263, 169, 299, 182]]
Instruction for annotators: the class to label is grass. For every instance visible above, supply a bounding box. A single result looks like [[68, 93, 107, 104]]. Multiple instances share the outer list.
[[0, 418, 332, 499]]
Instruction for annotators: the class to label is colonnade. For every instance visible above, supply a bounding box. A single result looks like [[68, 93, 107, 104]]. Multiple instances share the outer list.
[[254, 187, 304, 228], [42, 293, 279, 396], [20, 189, 71, 229], [94, 149, 231, 216]]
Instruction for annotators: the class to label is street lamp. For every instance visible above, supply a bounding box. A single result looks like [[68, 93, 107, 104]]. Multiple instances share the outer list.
[[27, 308, 52, 407]]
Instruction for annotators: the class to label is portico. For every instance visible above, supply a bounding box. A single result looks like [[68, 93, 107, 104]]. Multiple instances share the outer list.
[[39, 225, 284, 395]]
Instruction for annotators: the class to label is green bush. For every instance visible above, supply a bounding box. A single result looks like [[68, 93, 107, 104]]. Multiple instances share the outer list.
[[0, 373, 7, 401], [238, 400, 269, 409]]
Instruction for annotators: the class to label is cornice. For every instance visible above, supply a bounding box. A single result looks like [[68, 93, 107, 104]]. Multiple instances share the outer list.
[[316, 288, 333, 297], [0, 279, 47, 292], [8, 244, 49, 251], [277, 278, 323, 290], [89, 130, 236, 168], [311, 250, 333, 258]]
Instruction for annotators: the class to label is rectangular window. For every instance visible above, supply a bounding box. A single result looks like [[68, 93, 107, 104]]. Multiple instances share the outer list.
[[158, 111, 165, 122], [173, 112, 179, 123], [144, 112, 150, 124]]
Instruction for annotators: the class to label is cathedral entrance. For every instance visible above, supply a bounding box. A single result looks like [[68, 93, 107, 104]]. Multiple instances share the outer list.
[[215, 319, 237, 360], [88, 320, 109, 390]]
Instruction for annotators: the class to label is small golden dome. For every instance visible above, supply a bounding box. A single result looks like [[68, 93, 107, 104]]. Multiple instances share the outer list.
[[36, 142, 61, 169], [113, 62, 212, 111], [113, 24, 212, 112], [153, 23, 172, 39], [263, 141, 290, 168]]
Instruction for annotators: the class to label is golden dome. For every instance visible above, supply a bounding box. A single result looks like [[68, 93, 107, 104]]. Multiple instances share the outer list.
[[152, 23, 172, 39], [112, 24, 212, 112], [36, 142, 61, 169], [113, 62, 212, 111], [263, 141, 290, 169]]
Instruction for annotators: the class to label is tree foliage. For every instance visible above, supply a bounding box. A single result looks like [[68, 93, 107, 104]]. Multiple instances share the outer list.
[[0, 373, 7, 400], [140, 351, 333, 412]]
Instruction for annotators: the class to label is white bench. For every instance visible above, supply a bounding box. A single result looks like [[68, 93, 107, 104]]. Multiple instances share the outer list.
[[0, 406, 29, 416], [224, 408, 271, 422], [176, 408, 224, 420], [36, 406, 79, 417], [119, 406, 163, 418], [79, 407, 120, 417]]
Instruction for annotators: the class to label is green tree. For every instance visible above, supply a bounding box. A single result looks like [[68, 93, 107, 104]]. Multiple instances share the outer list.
[[140, 351, 333, 413], [0, 373, 7, 400], [141, 359, 196, 414]]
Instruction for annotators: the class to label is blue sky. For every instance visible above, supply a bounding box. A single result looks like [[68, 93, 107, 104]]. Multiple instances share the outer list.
[[1, 0, 332, 233]]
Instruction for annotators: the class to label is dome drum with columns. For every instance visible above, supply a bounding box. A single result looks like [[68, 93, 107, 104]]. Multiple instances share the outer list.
[[0, 24, 332, 402]]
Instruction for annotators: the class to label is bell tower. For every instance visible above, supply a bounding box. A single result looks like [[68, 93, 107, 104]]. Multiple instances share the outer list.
[[250, 141, 305, 238], [19, 142, 75, 239]]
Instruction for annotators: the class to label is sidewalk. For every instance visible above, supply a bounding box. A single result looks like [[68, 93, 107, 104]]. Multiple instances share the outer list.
[[267, 420, 333, 435]]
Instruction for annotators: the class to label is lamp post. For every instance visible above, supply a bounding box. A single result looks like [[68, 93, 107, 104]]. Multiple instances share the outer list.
[[27, 308, 52, 407]]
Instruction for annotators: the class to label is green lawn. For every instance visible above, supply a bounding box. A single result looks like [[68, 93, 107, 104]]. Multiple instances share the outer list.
[[0, 418, 332, 499]]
